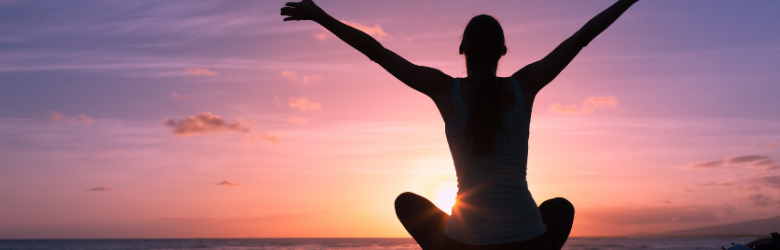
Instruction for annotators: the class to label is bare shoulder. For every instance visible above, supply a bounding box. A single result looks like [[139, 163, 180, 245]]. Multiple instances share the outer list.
[[413, 65, 454, 98], [509, 71, 539, 115], [429, 76, 455, 122]]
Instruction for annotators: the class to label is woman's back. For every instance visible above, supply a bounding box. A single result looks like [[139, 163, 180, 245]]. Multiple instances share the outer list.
[[444, 77, 546, 245]]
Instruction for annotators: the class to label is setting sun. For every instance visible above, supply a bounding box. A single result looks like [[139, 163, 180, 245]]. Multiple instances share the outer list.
[[432, 182, 459, 215]]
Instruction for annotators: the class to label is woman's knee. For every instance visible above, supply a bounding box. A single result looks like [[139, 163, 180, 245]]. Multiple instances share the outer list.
[[395, 192, 419, 206], [540, 197, 574, 214], [395, 192, 425, 214]]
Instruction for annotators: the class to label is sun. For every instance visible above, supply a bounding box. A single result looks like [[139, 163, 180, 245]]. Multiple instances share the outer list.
[[432, 182, 459, 215]]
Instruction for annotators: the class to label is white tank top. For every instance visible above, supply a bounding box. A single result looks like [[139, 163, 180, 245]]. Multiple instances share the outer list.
[[443, 77, 547, 245]]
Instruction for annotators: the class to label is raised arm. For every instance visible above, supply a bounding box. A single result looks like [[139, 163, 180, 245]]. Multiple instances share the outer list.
[[513, 0, 639, 95], [281, 0, 451, 97]]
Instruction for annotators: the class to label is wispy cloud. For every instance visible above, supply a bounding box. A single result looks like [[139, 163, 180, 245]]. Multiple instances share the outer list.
[[752, 176, 780, 190], [279, 71, 323, 85], [688, 160, 724, 169], [584, 96, 618, 107], [312, 29, 329, 41], [688, 155, 780, 208], [215, 180, 242, 187], [690, 155, 775, 169], [550, 96, 618, 114], [171, 92, 192, 100], [1, 1, 289, 45], [49, 111, 95, 125], [767, 141, 778, 149], [312, 20, 391, 42], [341, 20, 391, 40], [736, 185, 762, 192], [163, 112, 280, 144], [750, 159, 775, 167], [288, 97, 321, 112], [86, 186, 114, 192], [164, 112, 253, 136], [695, 181, 734, 187], [694, 175, 780, 207], [286, 116, 308, 125], [725, 155, 769, 165], [549, 103, 580, 114], [183, 66, 219, 76], [745, 193, 777, 207], [246, 132, 281, 144]]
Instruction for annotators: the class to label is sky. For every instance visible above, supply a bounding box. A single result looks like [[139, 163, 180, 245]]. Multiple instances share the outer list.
[[1, 0, 779, 239]]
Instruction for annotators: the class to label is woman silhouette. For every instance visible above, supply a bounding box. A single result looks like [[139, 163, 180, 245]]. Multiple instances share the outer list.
[[282, 1, 638, 249]]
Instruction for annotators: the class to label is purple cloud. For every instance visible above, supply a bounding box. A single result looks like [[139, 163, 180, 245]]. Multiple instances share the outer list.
[[689, 160, 723, 169], [215, 180, 242, 187], [86, 186, 114, 192], [725, 155, 770, 165]]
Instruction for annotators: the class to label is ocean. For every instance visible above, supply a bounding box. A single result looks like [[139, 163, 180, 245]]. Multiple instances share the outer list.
[[0, 237, 761, 250]]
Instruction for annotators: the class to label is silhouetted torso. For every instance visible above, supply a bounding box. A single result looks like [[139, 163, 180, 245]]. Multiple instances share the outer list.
[[443, 77, 547, 245]]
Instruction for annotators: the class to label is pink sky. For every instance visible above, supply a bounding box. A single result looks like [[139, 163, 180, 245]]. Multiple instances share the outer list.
[[1, 0, 780, 238]]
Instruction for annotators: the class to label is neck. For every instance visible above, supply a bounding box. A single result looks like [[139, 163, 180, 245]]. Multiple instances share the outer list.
[[465, 61, 499, 79]]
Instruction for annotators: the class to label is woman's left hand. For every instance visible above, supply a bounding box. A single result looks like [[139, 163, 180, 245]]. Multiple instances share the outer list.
[[281, 0, 327, 22]]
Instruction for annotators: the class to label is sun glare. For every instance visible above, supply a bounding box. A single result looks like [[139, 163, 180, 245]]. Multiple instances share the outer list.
[[432, 182, 458, 215]]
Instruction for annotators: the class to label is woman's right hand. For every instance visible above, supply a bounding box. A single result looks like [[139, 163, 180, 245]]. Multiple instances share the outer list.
[[281, 0, 327, 22]]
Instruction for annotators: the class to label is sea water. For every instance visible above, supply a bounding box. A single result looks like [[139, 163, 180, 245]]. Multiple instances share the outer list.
[[0, 237, 760, 250]]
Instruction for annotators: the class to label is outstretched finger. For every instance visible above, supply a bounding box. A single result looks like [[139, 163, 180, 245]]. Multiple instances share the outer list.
[[285, 1, 301, 7], [283, 16, 307, 22], [280, 7, 304, 16]]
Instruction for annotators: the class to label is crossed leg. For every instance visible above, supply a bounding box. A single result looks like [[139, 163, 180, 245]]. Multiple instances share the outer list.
[[395, 192, 574, 250], [539, 197, 575, 250], [394, 192, 451, 250]]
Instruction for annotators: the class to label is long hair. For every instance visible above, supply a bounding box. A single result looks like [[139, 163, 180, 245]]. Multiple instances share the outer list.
[[459, 15, 507, 156]]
